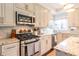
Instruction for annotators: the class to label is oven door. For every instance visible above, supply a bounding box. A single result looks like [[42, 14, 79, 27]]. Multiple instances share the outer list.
[[21, 40, 40, 56], [21, 43, 34, 56], [34, 40, 40, 53], [27, 43, 35, 56]]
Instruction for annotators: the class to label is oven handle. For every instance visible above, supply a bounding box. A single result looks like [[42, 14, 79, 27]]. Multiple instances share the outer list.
[[21, 40, 39, 46]]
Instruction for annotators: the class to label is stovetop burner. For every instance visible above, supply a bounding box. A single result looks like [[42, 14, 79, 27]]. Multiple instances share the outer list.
[[16, 33, 40, 41]]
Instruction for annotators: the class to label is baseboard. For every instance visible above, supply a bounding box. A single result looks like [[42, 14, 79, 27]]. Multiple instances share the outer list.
[[42, 48, 54, 56]]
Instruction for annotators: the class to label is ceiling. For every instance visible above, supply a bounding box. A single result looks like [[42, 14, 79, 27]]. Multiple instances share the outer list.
[[40, 3, 64, 14], [40, 3, 79, 15], [40, 3, 64, 11]]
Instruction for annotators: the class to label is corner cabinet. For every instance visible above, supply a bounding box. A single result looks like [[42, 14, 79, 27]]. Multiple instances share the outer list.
[[40, 35, 52, 55], [0, 3, 15, 26]]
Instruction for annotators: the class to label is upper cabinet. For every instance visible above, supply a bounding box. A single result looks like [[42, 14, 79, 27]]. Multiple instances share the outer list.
[[0, 4, 5, 25], [4, 4, 15, 26], [0, 3, 52, 27], [34, 4, 52, 27], [0, 4, 15, 26], [67, 8, 79, 27], [34, 4, 41, 27], [14, 3, 34, 16], [0, 4, 2, 17]]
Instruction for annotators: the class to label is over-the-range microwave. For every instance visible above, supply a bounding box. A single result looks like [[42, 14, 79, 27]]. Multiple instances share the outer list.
[[15, 11, 35, 25]]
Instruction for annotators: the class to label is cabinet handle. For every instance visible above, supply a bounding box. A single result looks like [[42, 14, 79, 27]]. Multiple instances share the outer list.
[[46, 40, 48, 44], [1, 54, 4, 56], [7, 46, 16, 49]]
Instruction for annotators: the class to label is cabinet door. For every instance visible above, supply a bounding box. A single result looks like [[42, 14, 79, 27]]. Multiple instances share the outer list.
[[3, 3, 15, 26], [35, 4, 51, 27], [67, 8, 79, 27], [62, 33, 70, 39], [2, 43, 19, 56], [0, 4, 2, 17], [0, 4, 3, 24], [35, 4, 41, 27], [40, 37, 47, 55], [14, 3, 25, 10], [15, 3, 34, 16], [56, 33, 63, 43], [25, 3, 34, 14], [40, 7, 45, 27], [67, 11, 75, 26], [74, 8, 79, 26], [46, 35, 52, 51], [0, 4, 4, 24]]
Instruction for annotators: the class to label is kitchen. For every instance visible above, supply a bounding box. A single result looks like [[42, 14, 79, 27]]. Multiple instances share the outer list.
[[0, 3, 79, 56]]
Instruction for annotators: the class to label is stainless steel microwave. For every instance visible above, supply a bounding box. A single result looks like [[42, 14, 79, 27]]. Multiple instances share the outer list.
[[15, 11, 35, 25]]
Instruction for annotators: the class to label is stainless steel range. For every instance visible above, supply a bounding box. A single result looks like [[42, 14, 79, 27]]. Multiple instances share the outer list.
[[16, 33, 40, 56]]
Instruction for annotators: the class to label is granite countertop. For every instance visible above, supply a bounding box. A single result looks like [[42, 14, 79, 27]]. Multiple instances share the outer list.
[[59, 31, 79, 34], [38, 33, 55, 36], [54, 36, 79, 56], [0, 38, 19, 45]]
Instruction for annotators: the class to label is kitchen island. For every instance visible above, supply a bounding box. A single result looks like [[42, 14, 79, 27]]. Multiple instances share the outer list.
[[54, 36, 79, 56]]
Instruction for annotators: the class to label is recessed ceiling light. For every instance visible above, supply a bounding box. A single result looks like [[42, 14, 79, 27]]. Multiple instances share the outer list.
[[64, 4, 74, 10], [59, 3, 67, 5]]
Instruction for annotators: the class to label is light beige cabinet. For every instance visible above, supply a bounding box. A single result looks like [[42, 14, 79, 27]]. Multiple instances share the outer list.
[[40, 35, 52, 55], [4, 3, 15, 26], [25, 3, 34, 13], [67, 8, 79, 27], [0, 4, 2, 17], [40, 8, 52, 27], [0, 3, 15, 26], [40, 7, 47, 27], [40, 36, 47, 55], [35, 4, 51, 27], [2, 42, 19, 56], [14, 3, 26, 10], [0, 4, 5, 24], [34, 4, 42, 27], [56, 33, 70, 43], [14, 3, 34, 16], [46, 35, 52, 51], [56, 33, 63, 43]]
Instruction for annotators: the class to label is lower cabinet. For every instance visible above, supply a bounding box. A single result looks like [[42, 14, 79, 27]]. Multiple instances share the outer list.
[[56, 33, 70, 44], [40, 35, 52, 55], [2, 42, 19, 56]]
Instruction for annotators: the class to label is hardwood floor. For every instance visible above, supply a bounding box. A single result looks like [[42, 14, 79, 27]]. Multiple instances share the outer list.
[[46, 49, 56, 56]]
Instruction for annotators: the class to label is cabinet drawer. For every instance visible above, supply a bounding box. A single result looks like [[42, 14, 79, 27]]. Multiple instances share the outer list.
[[2, 43, 19, 56], [2, 43, 19, 52]]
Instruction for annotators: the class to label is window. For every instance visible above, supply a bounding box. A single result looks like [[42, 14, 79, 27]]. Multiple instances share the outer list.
[[54, 19, 68, 32]]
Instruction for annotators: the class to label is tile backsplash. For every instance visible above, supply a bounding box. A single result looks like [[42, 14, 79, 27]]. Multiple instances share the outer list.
[[0, 25, 33, 38]]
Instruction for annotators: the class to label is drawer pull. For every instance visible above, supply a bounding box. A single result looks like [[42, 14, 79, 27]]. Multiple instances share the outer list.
[[7, 46, 16, 49]]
